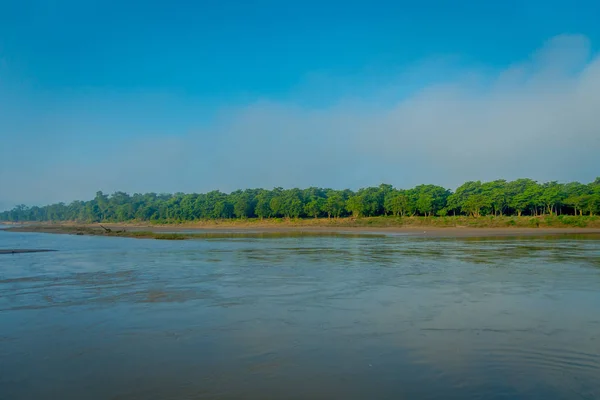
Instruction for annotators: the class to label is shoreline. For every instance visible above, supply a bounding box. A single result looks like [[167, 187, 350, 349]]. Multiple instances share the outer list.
[[3, 223, 600, 239]]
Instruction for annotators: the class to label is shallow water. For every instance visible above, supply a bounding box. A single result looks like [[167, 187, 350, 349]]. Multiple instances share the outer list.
[[1, 230, 599, 399]]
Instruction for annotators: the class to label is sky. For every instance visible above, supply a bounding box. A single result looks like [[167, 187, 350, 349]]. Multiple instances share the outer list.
[[1, 0, 599, 209]]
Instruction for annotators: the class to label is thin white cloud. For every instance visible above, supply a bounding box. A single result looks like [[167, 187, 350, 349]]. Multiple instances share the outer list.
[[0, 34, 598, 207]]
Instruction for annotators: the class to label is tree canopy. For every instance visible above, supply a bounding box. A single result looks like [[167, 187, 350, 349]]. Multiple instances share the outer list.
[[2, 178, 599, 222]]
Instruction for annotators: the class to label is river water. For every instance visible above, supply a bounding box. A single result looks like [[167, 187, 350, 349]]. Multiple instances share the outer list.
[[1, 230, 599, 399]]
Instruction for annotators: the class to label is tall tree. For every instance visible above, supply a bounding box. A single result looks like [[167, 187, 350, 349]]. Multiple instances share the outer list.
[[3, 178, 599, 222]]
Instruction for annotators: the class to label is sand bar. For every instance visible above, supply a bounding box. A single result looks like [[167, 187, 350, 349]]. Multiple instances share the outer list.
[[3, 223, 600, 239]]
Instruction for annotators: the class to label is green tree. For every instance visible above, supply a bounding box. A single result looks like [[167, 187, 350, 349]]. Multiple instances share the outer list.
[[540, 181, 564, 215], [384, 190, 409, 216], [233, 194, 254, 219], [416, 193, 434, 216], [324, 193, 345, 218], [463, 194, 490, 217], [304, 198, 325, 218], [453, 181, 490, 216], [254, 192, 272, 219], [581, 184, 600, 216], [563, 182, 588, 216], [411, 184, 449, 216], [352, 187, 384, 216], [482, 180, 508, 216], [4, 178, 600, 223], [507, 179, 540, 216], [346, 196, 365, 217]]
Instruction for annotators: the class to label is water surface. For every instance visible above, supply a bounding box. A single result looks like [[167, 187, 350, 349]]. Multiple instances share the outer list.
[[1, 230, 599, 399]]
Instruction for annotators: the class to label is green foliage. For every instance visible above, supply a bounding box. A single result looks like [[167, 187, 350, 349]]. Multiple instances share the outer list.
[[254, 191, 273, 219], [410, 184, 449, 217], [345, 195, 364, 217], [384, 190, 410, 216], [2, 178, 600, 223], [324, 193, 346, 218], [482, 179, 508, 216], [304, 198, 325, 218]]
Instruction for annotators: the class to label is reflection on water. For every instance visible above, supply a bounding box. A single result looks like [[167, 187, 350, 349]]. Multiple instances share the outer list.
[[1, 231, 599, 399]]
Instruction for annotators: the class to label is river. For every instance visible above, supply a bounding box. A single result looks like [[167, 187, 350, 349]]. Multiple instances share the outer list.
[[1, 229, 599, 399]]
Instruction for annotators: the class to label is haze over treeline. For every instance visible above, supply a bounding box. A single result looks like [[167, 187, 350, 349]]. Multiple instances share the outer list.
[[2, 178, 599, 223], [1, 34, 599, 208]]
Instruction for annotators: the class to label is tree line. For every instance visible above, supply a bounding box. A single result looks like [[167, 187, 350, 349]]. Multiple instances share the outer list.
[[2, 178, 599, 223]]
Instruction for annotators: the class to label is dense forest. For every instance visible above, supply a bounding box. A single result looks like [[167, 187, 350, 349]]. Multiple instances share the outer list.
[[1, 178, 600, 223]]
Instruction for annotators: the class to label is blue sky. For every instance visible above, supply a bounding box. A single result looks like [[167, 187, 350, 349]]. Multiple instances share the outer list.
[[1, 0, 600, 208]]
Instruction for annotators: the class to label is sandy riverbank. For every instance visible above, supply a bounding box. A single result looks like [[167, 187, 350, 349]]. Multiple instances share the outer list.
[[4, 223, 600, 239]]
